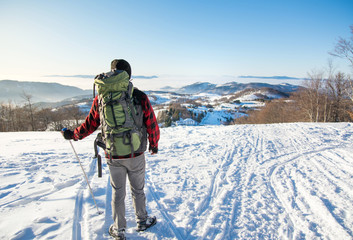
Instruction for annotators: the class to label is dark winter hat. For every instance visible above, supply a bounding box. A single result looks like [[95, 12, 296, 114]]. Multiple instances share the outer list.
[[111, 59, 131, 78]]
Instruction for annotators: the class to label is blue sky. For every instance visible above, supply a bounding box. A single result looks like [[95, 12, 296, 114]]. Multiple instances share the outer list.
[[0, 0, 352, 90]]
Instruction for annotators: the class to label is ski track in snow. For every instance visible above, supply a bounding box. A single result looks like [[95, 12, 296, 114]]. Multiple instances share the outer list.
[[1, 123, 353, 239]]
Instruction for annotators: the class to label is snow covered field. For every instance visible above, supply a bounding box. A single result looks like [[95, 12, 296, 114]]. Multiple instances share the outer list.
[[1, 123, 353, 240]]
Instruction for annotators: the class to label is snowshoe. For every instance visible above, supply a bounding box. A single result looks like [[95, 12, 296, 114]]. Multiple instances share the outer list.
[[109, 225, 126, 240], [136, 216, 157, 232]]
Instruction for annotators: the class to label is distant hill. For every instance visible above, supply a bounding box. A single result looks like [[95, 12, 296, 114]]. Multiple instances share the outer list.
[[175, 81, 300, 95], [0, 80, 91, 104], [0, 80, 301, 108], [177, 82, 217, 94], [0, 79, 304, 127]]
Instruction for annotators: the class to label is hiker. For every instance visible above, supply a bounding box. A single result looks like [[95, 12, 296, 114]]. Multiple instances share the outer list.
[[62, 59, 160, 240]]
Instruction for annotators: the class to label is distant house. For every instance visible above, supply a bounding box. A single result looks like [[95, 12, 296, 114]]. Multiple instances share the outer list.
[[175, 118, 198, 126]]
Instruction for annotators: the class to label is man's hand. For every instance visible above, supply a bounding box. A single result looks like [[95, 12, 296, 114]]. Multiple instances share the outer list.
[[149, 145, 158, 155], [61, 128, 75, 140]]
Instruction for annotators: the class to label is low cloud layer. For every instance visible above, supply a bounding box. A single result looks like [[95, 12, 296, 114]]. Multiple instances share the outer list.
[[44, 75, 95, 79], [239, 75, 305, 80], [44, 74, 158, 79], [132, 75, 158, 79]]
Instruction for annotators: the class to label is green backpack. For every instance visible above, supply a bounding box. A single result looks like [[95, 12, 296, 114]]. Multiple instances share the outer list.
[[94, 70, 143, 158]]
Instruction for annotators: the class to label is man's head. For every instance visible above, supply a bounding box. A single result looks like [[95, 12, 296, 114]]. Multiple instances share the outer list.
[[111, 59, 131, 79]]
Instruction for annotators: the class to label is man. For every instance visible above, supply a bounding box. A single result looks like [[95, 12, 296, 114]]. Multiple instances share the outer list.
[[62, 59, 160, 240]]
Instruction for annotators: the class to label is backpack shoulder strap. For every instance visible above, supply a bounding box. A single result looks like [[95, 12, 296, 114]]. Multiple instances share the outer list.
[[128, 82, 141, 125]]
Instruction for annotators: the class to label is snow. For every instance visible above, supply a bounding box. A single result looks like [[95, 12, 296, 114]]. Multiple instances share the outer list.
[[149, 94, 172, 105], [1, 123, 353, 239], [175, 118, 198, 126], [200, 111, 236, 125]]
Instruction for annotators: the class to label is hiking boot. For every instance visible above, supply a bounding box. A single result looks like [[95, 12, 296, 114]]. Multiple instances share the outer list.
[[109, 225, 126, 240], [136, 216, 157, 232]]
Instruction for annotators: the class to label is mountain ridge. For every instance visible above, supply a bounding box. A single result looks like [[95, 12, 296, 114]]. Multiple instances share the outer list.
[[175, 81, 300, 95], [0, 79, 300, 105], [0, 80, 91, 103]]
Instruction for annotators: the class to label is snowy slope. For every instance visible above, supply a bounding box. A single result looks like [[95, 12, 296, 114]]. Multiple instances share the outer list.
[[1, 123, 353, 239]]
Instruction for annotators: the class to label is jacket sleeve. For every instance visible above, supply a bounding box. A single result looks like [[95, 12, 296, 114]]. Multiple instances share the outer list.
[[73, 96, 100, 140], [140, 92, 160, 148]]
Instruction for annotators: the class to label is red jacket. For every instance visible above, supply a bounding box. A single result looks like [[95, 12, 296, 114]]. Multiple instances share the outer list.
[[73, 89, 160, 151]]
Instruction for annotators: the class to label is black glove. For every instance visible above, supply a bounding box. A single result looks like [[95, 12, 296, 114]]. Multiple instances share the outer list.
[[149, 145, 158, 155], [61, 128, 74, 140]]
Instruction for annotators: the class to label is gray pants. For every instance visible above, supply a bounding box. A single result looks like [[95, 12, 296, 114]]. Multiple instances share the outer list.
[[108, 154, 148, 229]]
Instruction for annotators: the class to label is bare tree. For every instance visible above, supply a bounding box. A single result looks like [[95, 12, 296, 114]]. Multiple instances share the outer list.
[[326, 72, 351, 122], [0, 100, 90, 132], [300, 71, 324, 122], [21, 92, 36, 131], [322, 60, 337, 122], [330, 25, 353, 105], [346, 76, 353, 102], [64, 106, 85, 126], [36, 108, 54, 131], [330, 25, 353, 67], [1, 103, 13, 131]]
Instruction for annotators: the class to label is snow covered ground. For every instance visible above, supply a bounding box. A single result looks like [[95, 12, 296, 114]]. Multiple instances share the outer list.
[[1, 123, 353, 240]]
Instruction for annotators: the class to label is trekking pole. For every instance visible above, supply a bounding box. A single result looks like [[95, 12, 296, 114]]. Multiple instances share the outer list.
[[68, 140, 103, 215]]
